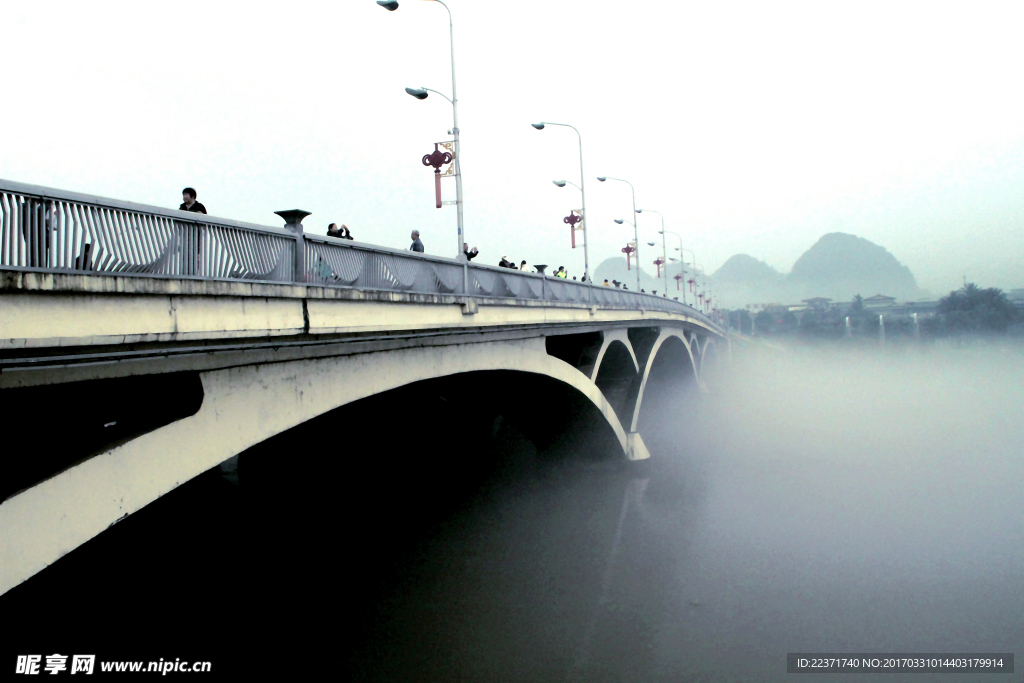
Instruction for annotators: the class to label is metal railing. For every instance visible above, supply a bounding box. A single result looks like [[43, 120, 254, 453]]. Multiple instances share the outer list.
[[1, 178, 720, 330]]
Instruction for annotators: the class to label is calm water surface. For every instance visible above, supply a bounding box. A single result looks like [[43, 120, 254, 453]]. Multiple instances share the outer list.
[[5, 347, 1022, 681]]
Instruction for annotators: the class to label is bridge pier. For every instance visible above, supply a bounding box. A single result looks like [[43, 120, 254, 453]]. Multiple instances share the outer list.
[[626, 432, 652, 461]]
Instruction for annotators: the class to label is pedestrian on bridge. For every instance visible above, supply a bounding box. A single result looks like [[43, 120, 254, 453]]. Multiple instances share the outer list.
[[179, 188, 206, 214], [327, 223, 342, 238], [410, 230, 424, 253]]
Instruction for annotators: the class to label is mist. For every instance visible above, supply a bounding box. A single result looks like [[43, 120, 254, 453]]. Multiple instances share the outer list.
[[4, 345, 1021, 680]]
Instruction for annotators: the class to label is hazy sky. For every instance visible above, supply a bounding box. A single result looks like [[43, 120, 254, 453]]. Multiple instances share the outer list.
[[2, 1, 1022, 296]]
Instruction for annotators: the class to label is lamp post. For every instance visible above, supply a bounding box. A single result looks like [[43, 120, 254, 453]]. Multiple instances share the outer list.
[[616, 218, 648, 291], [380, 0, 465, 262], [636, 209, 668, 295], [597, 177, 640, 291], [692, 263, 707, 309], [680, 247, 699, 308], [533, 122, 590, 300], [661, 231, 687, 304]]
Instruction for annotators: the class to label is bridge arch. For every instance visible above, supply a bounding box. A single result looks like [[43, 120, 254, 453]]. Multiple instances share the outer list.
[[592, 337, 640, 424], [589, 328, 639, 381], [628, 329, 698, 433], [0, 337, 653, 596]]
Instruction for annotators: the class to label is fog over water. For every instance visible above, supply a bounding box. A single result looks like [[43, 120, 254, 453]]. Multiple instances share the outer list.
[[4, 344, 1023, 680], [347, 344, 1024, 681]]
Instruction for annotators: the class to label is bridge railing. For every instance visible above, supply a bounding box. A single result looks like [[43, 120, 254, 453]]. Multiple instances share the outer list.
[[1, 179, 296, 282], [0, 178, 719, 327]]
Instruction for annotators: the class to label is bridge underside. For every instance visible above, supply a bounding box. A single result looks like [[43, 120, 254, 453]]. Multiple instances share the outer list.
[[0, 274, 724, 596]]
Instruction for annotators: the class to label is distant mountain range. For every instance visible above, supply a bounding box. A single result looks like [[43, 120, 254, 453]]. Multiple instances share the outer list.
[[713, 232, 922, 307]]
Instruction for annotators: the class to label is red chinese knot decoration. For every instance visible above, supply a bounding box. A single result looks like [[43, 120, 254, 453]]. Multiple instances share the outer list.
[[621, 244, 635, 270], [422, 143, 454, 209], [564, 212, 583, 248]]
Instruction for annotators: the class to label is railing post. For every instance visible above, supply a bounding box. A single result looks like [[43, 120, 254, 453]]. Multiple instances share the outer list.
[[275, 210, 311, 283]]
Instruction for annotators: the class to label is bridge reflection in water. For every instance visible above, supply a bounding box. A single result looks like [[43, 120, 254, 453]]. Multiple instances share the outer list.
[[4, 348, 1023, 680]]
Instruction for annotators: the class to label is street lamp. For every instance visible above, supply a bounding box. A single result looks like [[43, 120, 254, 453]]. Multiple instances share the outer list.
[[597, 177, 640, 290], [636, 208, 668, 295], [380, 0, 465, 262], [661, 230, 688, 304], [532, 122, 591, 297]]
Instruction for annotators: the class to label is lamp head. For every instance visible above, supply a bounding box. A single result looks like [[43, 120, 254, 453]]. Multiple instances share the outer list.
[[613, 219, 624, 224], [647, 242, 656, 246], [552, 180, 567, 187], [658, 230, 665, 234], [596, 176, 607, 182], [531, 123, 545, 130], [377, 0, 399, 10], [405, 87, 428, 100], [635, 209, 642, 214]]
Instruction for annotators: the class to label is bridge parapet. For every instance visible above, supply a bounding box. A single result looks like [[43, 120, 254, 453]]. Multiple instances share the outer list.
[[0, 178, 719, 329]]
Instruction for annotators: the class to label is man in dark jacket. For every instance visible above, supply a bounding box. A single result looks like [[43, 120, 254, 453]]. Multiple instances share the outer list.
[[179, 188, 207, 214], [410, 230, 424, 253]]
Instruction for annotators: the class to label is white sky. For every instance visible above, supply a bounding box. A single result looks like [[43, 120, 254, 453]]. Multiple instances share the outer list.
[[2, 0, 1023, 295]]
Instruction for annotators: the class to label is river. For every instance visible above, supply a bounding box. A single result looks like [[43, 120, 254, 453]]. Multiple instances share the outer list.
[[4, 344, 1022, 680]]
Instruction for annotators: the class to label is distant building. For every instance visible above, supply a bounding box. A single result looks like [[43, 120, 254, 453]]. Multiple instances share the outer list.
[[801, 297, 833, 311], [863, 294, 897, 308]]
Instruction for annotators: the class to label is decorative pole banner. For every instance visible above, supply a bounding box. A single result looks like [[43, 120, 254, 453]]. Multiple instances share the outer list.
[[564, 210, 583, 248], [653, 257, 664, 278], [687, 277, 696, 293], [621, 243, 635, 270], [436, 141, 456, 177], [422, 143, 454, 209], [674, 273, 683, 290]]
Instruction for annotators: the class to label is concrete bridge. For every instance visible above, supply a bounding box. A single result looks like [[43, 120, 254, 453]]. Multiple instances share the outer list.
[[0, 178, 726, 596]]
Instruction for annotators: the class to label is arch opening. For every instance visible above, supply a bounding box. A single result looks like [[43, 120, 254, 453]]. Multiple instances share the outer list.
[[635, 335, 697, 435], [701, 339, 724, 388], [592, 340, 638, 424]]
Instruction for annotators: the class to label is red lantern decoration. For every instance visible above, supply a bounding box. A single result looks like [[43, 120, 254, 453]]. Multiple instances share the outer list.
[[687, 278, 696, 293], [674, 273, 683, 290], [653, 258, 664, 278]]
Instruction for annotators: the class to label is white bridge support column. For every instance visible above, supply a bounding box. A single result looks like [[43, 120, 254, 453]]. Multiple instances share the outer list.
[[0, 337, 645, 596]]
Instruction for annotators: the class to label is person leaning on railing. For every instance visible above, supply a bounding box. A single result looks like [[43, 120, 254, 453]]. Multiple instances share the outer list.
[[179, 187, 207, 214], [177, 187, 206, 276], [328, 223, 354, 240]]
